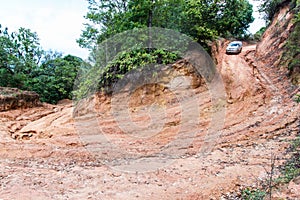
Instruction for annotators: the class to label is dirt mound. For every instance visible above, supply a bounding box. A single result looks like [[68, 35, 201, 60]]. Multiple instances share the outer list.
[[0, 87, 40, 111], [113, 59, 205, 108]]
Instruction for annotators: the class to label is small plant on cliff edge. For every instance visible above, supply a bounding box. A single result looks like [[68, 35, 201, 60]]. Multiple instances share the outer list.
[[278, 0, 300, 84], [294, 93, 300, 103], [73, 48, 180, 100], [241, 188, 266, 200], [276, 137, 300, 184], [254, 27, 267, 41]]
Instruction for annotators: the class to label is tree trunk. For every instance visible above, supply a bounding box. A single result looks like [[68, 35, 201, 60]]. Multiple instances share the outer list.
[[147, 0, 153, 49]]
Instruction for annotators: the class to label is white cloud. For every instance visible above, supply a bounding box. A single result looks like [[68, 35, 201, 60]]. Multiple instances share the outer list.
[[0, 0, 90, 59], [248, 0, 266, 34], [0, 0, 266, 57]]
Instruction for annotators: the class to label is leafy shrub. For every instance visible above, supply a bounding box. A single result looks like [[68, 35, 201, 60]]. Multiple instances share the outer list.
[[73, 48, 180, 100], [241, 188, 266, 200], [294, 94, 300, 103], [254, 27, 267, 41], [99, 48, 179, 90], [276, 137, 300, 183]]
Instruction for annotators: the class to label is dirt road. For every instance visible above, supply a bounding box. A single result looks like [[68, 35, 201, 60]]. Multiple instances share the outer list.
[[0, 43, 299, 199]]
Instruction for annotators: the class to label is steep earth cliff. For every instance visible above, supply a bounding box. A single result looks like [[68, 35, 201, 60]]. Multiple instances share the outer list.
[[256, 0, 300, 85], [0, 3, 300, 199]]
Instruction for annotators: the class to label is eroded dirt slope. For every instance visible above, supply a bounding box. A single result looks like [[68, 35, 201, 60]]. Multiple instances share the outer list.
[[0, 42, 299, 199], [0, 87, 39, 112]]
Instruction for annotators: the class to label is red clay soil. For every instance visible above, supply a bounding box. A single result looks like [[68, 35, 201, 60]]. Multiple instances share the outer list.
[[0, 87, 39, 112], [0, 42, 299, 199]]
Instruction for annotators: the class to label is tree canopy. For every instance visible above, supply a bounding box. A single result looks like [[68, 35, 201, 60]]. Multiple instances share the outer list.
[[78, 0, 254, 49], [0, 25, 84, 104], [73, 0, 255, 99], [1, 1, 255, 104]]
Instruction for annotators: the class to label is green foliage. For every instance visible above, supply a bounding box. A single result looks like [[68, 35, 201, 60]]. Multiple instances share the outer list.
[[258, 0, 286, 23], [276, 137, 300, 183], [0, 26, 43, 73], [294, 93, 300, 102], [100, 48, 179, 89], [0, 69, 24, 88], [285, 19, 300, 72], [77, 0, 185, 48], [77, 0, 131, 48], [73, 48, 179, 99], [0, 24, 84, 104], [241, 188, 267, 200], [0, 25, 43, 89], [0, 25, 43, 88], [26, 55, 83, 104], [259, 0, 300, 22], [287, 38, 300, 71], [78, 0, 254, 49], [254, 26, 267, 41], [186, 0, 254, 41], [277, 0, 300, 83]]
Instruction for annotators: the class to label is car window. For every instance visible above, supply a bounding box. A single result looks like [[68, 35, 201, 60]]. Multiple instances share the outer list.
[[230, 43, 240, 47]]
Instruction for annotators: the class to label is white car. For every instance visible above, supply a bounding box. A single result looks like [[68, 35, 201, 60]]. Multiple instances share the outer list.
[[226, 41, 243, 54]]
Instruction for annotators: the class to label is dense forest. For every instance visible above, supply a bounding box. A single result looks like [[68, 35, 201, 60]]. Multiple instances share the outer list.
[[74, 0, 254, 99], [3, 0, 296, 104], [77, 0, 254, 48], [0, 26, 83, 103]]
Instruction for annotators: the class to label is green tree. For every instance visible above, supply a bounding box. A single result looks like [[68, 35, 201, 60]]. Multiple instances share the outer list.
[[258, 0, 285, 23], [78, 0, 254, 49], [185, 0, 254, 42], [77, 0, 187, 48], [76, 0, 254, 96], [27, 55, 83, 104], [77, 0, 131, 49], [0, 24, 85, 104], [0, 25, 43, 88]]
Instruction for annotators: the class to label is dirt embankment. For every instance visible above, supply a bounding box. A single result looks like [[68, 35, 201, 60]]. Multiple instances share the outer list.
[[0, 87, 40, 112], [256, 0, 300, 85], [1, 12, 300, 198], [256, 1, 293, 66], [0, 39, 299, 199]]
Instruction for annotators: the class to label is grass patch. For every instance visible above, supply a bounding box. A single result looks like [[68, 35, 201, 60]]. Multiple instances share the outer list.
[[241, 188, 267, 200], [228, 136, 300, 199], [276, 136, 300, 184], [294, 93, 300, 103]]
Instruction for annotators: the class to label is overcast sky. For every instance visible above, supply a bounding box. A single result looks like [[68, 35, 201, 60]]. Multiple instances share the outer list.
[[248, 0, 266, 34], [0, 0, 90, 59], [0, 0, 265, 60]]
